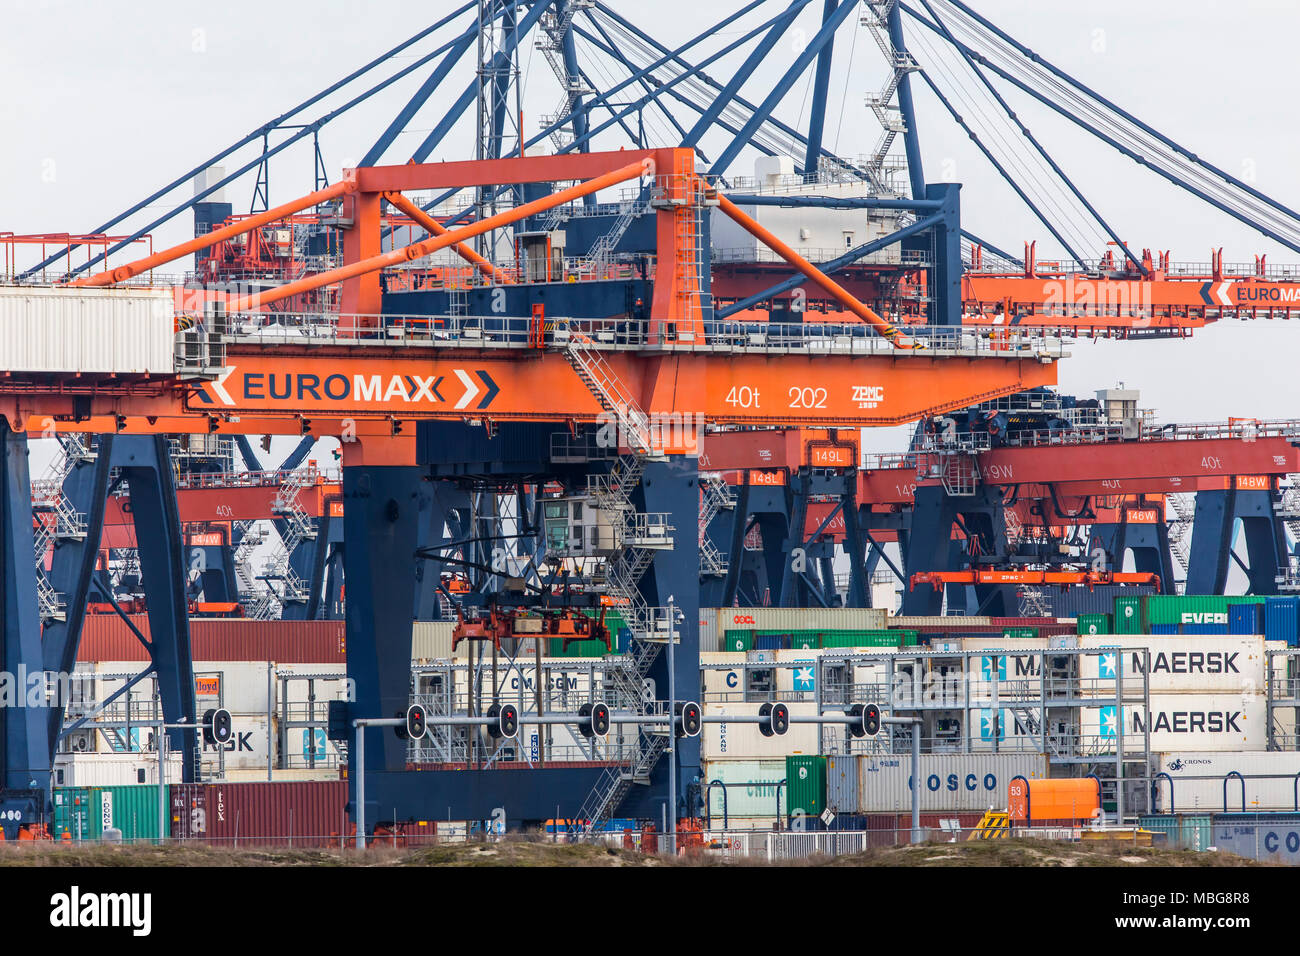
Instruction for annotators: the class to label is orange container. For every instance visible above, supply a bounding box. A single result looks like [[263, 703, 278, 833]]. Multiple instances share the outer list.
[[1007, 776, 1101, 823]]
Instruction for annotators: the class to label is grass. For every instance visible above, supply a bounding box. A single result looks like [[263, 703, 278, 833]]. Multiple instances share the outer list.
[[0, 835, 1273, 867]]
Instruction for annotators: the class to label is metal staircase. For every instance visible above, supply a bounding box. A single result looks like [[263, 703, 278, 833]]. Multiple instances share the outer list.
[[1166, 493, 1194, 588], [860, 0, 918, 195], [536, 0, 595, 151], [31, 434, 94, 622], [258, 467, 319, 616], [579, 198, 649, 273], [698, 473, 735, 577], [576, 728, 667, 833]]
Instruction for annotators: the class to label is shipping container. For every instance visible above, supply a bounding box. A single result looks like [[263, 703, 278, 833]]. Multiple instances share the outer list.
[[1080, 694, 1266, 753], [78, 617, 347, 664], [0, 286, 175, 374], [889, 616, 992, 628], [712, 608, 888, 633], [1077, 636, 1265, 694], [1229, 602, 1263, 636], [827, 755, 859, 813], [700, 759, 787, 823], [857, 753, 1047, 813], [723, 629, 754, 652], [1138, 814, 1213, 851], [701, 702, 821, 759], [1264, 596, 1300, 647], [1143, 595, 1231, 629], [1114, 596, 1144, 634], [53, 753, 183, 788], [1077, 614, 1111, 636], [1156, 751, 1300, 812], [170, 780, 350, 847], [785, 755, 827, 819], [411, 622, 456, 660], [52, 785, 168, 842], [1212, 813, 1300, 864], [1049, 584, 1155, 618], [754, 632, 790, 651]]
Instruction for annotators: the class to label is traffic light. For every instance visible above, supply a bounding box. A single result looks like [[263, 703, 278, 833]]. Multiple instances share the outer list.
[[203, 707, 233, 746], [393, 709, 410, 739], [578, 701, 611, 739], [487, 703, 519, 739], [260, 434, 273, 453], [406, 704, 427, 740], [674, 701, 702, 738], [863, 702, 881, 737], [326, 700, 349, 741], [759, 702, 790, 737], [846, 703, 865, 738]]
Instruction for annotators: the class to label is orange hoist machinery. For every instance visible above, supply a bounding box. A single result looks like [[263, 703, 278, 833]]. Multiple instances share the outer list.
[[451, 606, 612, 652]]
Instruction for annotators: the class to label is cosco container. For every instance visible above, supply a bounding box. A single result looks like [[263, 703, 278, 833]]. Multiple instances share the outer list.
[[857, 754, 1046, 813], [700, 759, 786, 823], [785, 755, 828, 819], [1156, 751, 1300, 812], [1212, 813, 1300, 864], [1264, 596, 1300, 647], [0, 286, 176, 374]]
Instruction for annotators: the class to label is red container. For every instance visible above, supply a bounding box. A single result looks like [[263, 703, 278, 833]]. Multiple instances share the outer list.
[[170, 781, 350, 847], [76, 618, 346, 664]]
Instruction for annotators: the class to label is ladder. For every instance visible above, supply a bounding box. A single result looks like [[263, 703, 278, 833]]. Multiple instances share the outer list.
[[860, 1, 918, 195], [698, 474, 735, 577]]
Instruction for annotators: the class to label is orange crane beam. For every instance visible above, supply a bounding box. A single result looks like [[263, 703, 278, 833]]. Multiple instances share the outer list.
[[69, 179, 358, 287], [228, 158, 651, 312], [380, 190, 514, 286], [713, 191, 911, 347]]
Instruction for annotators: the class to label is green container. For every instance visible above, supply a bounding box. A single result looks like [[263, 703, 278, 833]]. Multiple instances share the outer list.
[[1001, 628, 1039, 640], [53, 785, 167, 843], [1139, 814, 1212, 851], [892, 629, 920, 647], [785, 755, 828, 819], [1142, 595, 1231, 628], [1077, 613, 1111, 636], [820, 630, 899, 648], [790, 631, 820, 650], [548, 638, 608, 657], [1114, 596, 1144, 634], [723, 629, 753, 652]]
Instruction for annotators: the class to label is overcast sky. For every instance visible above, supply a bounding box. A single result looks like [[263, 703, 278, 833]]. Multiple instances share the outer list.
[[3, 0, 1299, 467]]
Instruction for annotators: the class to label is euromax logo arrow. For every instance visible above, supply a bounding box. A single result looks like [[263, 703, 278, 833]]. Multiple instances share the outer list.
[[453, 369, 500, 410]]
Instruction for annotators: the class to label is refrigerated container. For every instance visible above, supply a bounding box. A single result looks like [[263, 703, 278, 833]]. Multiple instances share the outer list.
[[1077, 636, 1265, 694]]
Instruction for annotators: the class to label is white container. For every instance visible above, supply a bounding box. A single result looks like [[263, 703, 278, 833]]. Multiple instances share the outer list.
[[1081, 693, 1266, 753], [1078, 636, 1265, 694], [411, 622, 456, 660], [1156, 751, 1300, 812], [201, 714, 273, 772], [857, 753, 1048, 813], [701, 702, 820, 759], [53, 753, 183, 787], [891, 616, 992, 628], [0, 286, 175, 373], [700, 759, 787, 820]]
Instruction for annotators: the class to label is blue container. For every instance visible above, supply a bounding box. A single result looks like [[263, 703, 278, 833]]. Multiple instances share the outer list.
[[755, 633, 790, 651], [1212, 813, 1300, 863], [1149, 624, 1179, 635], [1181, 623, 1230, 635], [1264, 597, 1300, 647], [1229, 602, 1263, 635]]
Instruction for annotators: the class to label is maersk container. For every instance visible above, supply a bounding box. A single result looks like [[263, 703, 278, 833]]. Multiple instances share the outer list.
[[1264, 596, 1300, 647], [1229, 602, 1263, 636], [1080, 693, 1266, 753], [785, 755, 828, 818], [701, 759, 787, 822], [1078, 636, 1265, 695], [0, 286, 176, 374], [857, 754, 1047, 813], [1157, 751, 1300, 812], [1212, 813, 1300, 864], [1077, 614, 1111, 636]]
